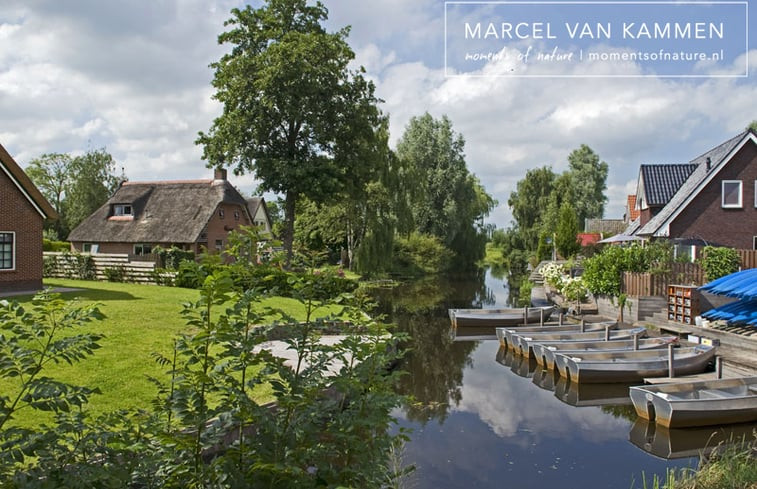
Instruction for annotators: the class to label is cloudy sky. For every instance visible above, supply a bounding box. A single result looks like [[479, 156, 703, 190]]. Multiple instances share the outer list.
[[1, 0, 754, 228]]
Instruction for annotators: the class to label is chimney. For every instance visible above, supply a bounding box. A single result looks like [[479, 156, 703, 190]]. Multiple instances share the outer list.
[[214, 168, 227, 181], [705, 157, 711, 171]]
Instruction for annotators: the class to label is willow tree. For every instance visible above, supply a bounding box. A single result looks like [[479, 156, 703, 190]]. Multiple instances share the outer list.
[[197, 0, 383, 262]]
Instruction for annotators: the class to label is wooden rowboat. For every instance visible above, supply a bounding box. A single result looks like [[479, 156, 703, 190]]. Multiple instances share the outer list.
[[532, 336, 679, 372], [629, 376, 757, 428], [495, 321, 616, 348], [555, 344, 716, 384], [449, 306, 555, 327]]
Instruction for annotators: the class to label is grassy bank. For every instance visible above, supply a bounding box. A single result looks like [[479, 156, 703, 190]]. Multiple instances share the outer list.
[[1, 279, 340, 426]]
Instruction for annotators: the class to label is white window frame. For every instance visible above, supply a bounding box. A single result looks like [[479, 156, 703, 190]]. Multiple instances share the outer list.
[[82, 243, 99, 254], [0, 231, 15, 271], [754, 180, 757, 208], [114, 204, 133, 216], [721, 180, 742, 208]]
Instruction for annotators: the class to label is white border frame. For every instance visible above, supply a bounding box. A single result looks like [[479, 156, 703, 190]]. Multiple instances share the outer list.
[[444, 1, 749, 78], [0, 231, 16, 271], [721, 180, 742, 208], [754, 179, 757, 208]]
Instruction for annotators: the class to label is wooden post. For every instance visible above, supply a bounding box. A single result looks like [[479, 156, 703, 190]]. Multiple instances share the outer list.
[[558, 312, 563, 325], [604, 323, 611, 341], [633, 332, 639, 350], [715, 356, 723, 379], [539, 307, 544, 326], [668, 343, 675, 378], [581, 318, 586, 332], [523, 307, 528, 326]]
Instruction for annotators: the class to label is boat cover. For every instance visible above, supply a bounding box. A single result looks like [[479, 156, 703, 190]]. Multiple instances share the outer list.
[[699, 269, 757, 300], [700, 298, 757, 326]]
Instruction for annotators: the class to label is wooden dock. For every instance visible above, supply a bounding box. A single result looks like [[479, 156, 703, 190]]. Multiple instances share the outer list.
[[642, 372, 721, 384]]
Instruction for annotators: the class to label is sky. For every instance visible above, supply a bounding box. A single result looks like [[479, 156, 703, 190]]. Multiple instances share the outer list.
[[1, 0, 755, 229]]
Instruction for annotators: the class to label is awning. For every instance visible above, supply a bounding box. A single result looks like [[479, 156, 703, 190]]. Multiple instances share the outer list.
[[699, 269, 757, 301], [701, 298, 757, 326]]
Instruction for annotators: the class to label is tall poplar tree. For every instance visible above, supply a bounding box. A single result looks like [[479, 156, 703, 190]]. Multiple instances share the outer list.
[[197, 0, 383, 263]]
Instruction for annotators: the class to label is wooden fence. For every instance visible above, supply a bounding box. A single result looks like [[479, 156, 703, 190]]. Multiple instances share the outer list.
[[737, 249, 757, 269], [622, 263, 704, 297], [43, 252, 176, 285]]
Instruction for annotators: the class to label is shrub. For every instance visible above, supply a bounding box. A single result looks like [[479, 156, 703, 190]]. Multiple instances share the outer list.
[[540, 262, 566, 289], [699, 246, 741, 281], [392, 232, 453, 276], [154, 246, 195, 270], [42, 239, 70, 252], [103, 266, 127, 282]]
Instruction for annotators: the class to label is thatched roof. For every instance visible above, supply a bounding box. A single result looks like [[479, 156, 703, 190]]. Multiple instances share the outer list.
[[68, 178, 249, 243], [0, 142, 57, 219]]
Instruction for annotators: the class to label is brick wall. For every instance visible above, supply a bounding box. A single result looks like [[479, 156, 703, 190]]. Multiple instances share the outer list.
[[0, 169, 44, 293], [670, 142, 757, 249]]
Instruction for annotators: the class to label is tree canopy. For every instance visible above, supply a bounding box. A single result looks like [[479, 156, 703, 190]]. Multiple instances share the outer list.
[[396, 113, 495, 268], [197, 0, 384, 263]]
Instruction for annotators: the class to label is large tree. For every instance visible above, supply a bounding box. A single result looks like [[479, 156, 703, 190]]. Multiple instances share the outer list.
[[566, 144, 608, 229], [507, 166, 556, 251], [24, 153, 72, 238], [396, 113, 495, 267], [65, 149, 120, 233], [197, 0, 383, 262], [25, 148, 119, 239]]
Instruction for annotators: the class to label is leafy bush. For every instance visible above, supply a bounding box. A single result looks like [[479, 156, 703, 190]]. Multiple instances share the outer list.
[[103, 266, 127, 282], [699, 246, 741, 281], [561, 276, 588, 303], [153, 246, 195, 270], [392, 232, 453, 276], [582, 243, 672, 297], [540, 262, 566, 289], [42, 239, 70, 252]]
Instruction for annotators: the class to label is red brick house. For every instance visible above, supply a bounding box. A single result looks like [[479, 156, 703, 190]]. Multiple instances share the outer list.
[[68, 169, 271, 256], [633, 129, 757, 249], [0, 143, 58, 293]]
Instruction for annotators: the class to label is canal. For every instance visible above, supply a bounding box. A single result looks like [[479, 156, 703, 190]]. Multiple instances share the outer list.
[[371, 268, 756, 488]]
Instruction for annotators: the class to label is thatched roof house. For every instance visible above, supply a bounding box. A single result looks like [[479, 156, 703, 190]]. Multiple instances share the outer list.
[[68, 169, 271, 256]]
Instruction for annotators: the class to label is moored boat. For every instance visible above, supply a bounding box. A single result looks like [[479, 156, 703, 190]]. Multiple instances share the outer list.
[[555, 344, 716, 384], [512, 325, 644, 358], [629, 376, 757, 428], [532, 336, 679, 372], [449, 306, 555, 328], [495, 321, 616, 348]]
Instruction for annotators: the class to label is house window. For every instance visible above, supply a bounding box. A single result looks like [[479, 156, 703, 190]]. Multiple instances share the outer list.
[[219, 209, 225, 219], [82, 243, 99, 254], [114, 204, 133, 216], [722, 180, 742, 208], [234, 210, 240, 221], [754, 236, 757, 250], [134, 244, 152, 256], [215, 239, 223, 251], [0, 232, 14, 270]]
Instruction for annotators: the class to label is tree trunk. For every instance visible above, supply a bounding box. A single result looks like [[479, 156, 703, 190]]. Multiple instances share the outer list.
[[283, 190, 297, 267], [346, 219, 354, 271]]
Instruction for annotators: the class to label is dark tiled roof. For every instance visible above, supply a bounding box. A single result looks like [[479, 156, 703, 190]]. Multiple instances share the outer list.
[[68, 179, 250, 243], [639, 163, 698, 206], [0, 142, 57, 219], [638, 131, 751, 237]]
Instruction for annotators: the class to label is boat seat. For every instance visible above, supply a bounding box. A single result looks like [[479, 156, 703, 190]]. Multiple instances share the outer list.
[[697, 389, 733, 399]]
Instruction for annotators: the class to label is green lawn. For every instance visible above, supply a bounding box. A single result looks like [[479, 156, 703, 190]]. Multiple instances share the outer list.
[[2, 279, 339, 426]]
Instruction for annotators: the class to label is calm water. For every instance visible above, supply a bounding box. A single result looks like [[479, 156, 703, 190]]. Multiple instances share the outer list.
[[371, 269, 756, 489]]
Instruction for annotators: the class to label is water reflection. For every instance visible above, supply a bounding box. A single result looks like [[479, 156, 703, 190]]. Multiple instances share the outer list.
[[376, 269, 694, 488], [629, 418, 757, 460]]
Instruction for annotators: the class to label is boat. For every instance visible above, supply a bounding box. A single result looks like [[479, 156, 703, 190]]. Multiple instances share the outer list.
[[510, 325, 644, 358], [629, 376, 757, 428], [629, 417, 757, 459], [449, 306, 556, 327], [554, 376, 635, 407], [495, 321, 616, 348], [532, 336, 679, 372], [554, 344, 716, 384]]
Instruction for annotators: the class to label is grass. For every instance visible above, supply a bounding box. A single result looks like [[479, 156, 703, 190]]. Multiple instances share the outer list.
[[634, 431, 757, 489], [1, 278, 341, 427]]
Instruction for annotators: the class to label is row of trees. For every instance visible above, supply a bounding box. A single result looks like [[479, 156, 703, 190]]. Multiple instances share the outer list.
[[492, 144, 609, 273], [25, 149, 121, 240], [197, 0, 493, 274]]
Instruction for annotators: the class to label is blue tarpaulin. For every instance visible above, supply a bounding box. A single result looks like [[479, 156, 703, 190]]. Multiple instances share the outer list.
[[701, 298, 757, 326], [699, 269, 757, 326], [699, 269, 757, 301]]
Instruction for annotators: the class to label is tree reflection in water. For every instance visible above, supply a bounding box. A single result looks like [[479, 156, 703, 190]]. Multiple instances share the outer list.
[[368, 269, 502, 424]]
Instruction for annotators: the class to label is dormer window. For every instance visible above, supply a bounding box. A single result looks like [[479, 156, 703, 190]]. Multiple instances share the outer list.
[[114, 204, 133, 216]]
